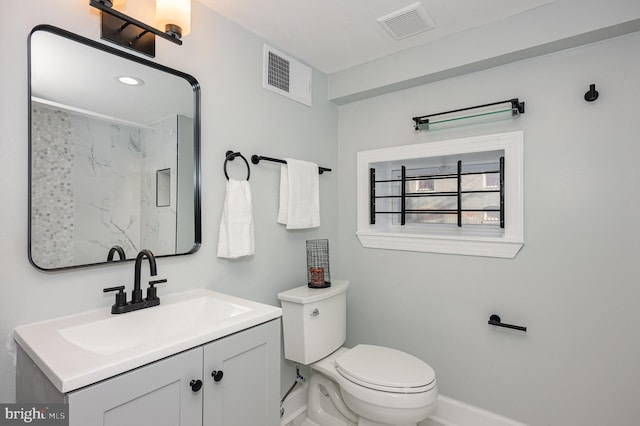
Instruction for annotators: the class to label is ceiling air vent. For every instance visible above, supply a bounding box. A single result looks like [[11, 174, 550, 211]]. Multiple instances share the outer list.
[[263, 45, 312, 107], [377, 2, 436, 40]]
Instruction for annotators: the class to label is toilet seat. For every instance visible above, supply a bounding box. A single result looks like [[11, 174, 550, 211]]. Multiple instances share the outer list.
[[311, 345, 438, 423], [335, 345, 436, 393]]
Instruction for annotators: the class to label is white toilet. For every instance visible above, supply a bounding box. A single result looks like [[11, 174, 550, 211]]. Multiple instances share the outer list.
[[277, 280, 438, 426]]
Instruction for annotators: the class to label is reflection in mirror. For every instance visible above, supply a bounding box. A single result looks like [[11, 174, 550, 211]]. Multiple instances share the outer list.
[[156, 169, 171, 207], [28, 25, 201, 270]]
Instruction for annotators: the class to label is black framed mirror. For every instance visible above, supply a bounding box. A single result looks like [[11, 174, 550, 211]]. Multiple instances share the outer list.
[[28, 25, 201, 270]]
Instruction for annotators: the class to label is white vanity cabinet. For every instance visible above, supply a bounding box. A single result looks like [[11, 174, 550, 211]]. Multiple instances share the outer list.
[[203, 319, 281, 426], [17, 319, 281, 426], [68, 347, 203, 426]]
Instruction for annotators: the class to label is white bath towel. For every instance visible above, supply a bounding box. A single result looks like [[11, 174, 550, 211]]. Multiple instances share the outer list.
[[278, 158, 320, 229], [217, 178, 255, 258]]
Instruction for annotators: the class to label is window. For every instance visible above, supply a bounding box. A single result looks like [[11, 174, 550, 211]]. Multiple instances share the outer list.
[[415, 174, 435, 192], [483, 172, 500, 189], [356, 131, 524, 258], [381, 157, 504, 227]]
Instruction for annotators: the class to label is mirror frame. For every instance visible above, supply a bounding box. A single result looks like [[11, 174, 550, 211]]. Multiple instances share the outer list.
[[27, 25, 202, 271]]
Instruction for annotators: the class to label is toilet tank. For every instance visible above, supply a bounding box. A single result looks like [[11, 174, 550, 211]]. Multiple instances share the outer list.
[[277, 280, 349, 364]]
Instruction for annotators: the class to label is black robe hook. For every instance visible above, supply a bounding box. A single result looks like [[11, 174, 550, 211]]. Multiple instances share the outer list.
[[584, 84, 599, 102]]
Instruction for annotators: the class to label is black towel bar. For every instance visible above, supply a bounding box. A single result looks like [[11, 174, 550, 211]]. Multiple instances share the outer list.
[[251, 154, 331, 175], [488, 314, 527, 332]]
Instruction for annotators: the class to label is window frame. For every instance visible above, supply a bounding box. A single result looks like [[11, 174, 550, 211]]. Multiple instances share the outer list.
[[356, 131, 524, 258]]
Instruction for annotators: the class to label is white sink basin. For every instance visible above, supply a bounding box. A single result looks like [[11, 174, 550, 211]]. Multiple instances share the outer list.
[[58, 295, 251, 356], [14, 289, 281, 393]]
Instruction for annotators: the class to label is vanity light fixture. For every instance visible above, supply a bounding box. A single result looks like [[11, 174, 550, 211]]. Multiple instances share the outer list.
[[412, 98, 525, 131], [89, 0, 190, 58]]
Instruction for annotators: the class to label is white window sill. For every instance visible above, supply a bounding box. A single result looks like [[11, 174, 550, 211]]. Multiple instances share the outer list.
[[356, 231, 523, 258]]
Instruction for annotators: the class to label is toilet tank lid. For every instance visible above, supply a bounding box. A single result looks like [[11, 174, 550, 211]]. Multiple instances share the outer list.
[[277, 280, 349, 304]]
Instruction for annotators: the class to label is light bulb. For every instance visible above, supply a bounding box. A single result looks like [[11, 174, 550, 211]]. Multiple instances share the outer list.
[[156, 0, 191, 39]]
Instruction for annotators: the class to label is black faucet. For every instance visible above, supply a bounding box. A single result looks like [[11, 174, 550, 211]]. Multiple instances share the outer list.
[[107, 245, 126, 261], [104, 249, 166, 314], [133, 249, 157, 304]]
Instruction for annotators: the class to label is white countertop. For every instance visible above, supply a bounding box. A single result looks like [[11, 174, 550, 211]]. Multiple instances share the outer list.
[[14, 288, 282, 393]]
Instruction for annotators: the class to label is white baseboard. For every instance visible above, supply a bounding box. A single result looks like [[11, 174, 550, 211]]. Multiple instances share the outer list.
[[281, 384, 528, 426], [422, 395, 528, 426]]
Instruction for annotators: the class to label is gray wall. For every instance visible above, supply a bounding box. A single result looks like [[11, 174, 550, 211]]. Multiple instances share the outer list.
[[337, 32, 640, 425], [0, 0, 338, 402], [4, 1, 640, 424]]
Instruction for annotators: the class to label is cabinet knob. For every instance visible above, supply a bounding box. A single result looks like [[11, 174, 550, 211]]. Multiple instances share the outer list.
[[189, 379, 203, 392], [211, 370, 224, 382]]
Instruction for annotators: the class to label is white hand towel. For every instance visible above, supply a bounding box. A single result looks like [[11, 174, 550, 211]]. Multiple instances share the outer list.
[[277, 164, 289, 225], [217, 178, 255, 258], [277, 158, 320, 229]]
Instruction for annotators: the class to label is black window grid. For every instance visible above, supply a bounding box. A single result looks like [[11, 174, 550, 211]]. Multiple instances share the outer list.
[[369, 157, 505, 228]]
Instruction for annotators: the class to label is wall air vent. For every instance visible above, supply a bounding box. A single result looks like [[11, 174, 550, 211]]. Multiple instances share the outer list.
[[377, 2, 436, 40], [263, 45, 312, 107]]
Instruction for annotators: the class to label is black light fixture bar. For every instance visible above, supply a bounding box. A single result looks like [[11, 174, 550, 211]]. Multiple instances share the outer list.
[[90, 0, 182, 57], [412, 98, 525, 131]]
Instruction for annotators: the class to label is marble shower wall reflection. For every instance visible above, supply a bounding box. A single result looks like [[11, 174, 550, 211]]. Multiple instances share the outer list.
[[30, 104, 75, 268], [140, 116, 178, 255], [31, 101, 179, 268]]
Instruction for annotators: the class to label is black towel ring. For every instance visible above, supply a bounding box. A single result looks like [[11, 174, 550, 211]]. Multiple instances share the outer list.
[[224, 150, 250, 181]]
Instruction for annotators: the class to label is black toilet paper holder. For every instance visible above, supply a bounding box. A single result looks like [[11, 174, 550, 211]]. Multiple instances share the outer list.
[[488, 314, 527, 332]]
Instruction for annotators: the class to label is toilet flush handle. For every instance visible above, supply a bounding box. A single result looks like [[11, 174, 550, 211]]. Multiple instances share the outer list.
[[311, 308, 320, 316]]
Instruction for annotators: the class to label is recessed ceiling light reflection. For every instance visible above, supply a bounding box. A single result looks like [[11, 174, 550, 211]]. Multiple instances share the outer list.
[[115, 75, 145, 86]]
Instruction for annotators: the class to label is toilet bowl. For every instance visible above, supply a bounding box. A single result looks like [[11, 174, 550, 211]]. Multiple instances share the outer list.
[[312, 346, 437, 425], [278, 280, 438, 426]]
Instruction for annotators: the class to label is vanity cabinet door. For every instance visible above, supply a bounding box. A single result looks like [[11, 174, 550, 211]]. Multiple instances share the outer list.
[[203, 319, 281, 426], [67, 347, 203, 426]]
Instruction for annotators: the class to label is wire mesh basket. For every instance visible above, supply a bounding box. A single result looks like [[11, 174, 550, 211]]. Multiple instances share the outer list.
[[306, 239, 331, 288]]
